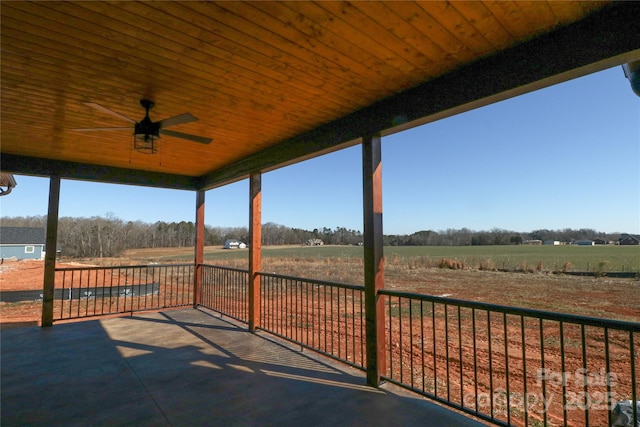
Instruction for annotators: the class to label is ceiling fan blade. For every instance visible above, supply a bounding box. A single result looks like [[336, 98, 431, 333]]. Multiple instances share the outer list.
[[160, 129, 212, 144], [158, 113, 198, 128], [72, 127, 132, 131], [84, 102, 136, 123]]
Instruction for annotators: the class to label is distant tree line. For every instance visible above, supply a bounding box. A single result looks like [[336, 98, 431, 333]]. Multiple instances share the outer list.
[[1, 215, 625, 259], [383, 227, 618, 247]]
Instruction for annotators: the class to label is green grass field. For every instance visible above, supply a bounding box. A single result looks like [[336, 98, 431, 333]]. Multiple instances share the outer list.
[[136, 244, 639, 273]]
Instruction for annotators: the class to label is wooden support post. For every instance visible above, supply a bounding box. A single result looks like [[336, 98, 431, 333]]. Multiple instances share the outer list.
[[194, 189, 205, 308], [362, 134, 386, 386], [248, 172, 262, 332], [41, 176, 61, 327]]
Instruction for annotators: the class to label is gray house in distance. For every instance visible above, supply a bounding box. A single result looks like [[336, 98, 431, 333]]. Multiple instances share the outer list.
[[0, 227, 46, 260]]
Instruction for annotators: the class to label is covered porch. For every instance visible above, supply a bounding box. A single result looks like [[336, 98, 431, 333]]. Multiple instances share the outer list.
[[1, 308, 482, 426], [2, 2, 639, 426]]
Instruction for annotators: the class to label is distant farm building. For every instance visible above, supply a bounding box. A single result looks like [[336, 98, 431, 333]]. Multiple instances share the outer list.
[[304, 239, 324, 246], [544, 240, 561, 245], [523, 240, 542, 245], [574, 240, 595, 246], [618, 234, 640, 245], [0, 227, 46, 260], [223, 239, 246, 249]]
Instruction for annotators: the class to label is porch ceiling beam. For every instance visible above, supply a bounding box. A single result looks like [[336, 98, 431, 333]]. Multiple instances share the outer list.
[[1, 154, 198, 190], [198, 2, 640, 190]]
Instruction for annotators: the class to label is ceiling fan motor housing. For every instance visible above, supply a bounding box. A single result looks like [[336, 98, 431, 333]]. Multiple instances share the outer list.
[[134, 117, 161, 138], [135, 99, 161, 138]]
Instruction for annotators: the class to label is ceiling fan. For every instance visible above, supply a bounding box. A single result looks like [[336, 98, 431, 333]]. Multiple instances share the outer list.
[[74, 99, 212, 153]]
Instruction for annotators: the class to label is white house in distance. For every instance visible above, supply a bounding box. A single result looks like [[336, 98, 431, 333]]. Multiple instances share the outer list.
[[223, 239, 247, 249]]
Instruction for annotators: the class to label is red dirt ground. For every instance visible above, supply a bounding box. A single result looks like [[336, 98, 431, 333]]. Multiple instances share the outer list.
[[0, 260, 89, 327]]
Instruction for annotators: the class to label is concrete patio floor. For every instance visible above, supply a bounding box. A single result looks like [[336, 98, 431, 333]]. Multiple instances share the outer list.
[[1, 308, 485, 426]]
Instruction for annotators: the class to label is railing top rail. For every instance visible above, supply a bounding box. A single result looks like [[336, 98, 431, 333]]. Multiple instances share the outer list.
[[55, 263, 194, 272], [257, 271, 365, 291], [380, 288, 640, 332], [200, 264, 249, 274]]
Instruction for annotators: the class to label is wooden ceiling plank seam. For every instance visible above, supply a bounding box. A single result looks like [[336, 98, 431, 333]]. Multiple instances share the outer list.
[[23, 2, 349, 114], [0, 27, 339, 137], [245, 0, 401, 86], [446, 1, 514, 51], [291, 1, 421, 84], [155, 1, 379, 104], [315, 1, 437, 75], [249, 2, 404, 87], [480, 1, 534, 40], [417, 1, 496, 56], [232, 2, 398, 104], [198, 2, 639, 189], [210, 2, 392, 99], [386, 1, 474, 65], [352, 1, 450, 71]]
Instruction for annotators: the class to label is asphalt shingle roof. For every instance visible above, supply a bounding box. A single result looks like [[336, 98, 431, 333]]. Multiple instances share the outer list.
[[0, 227, 45, 245]]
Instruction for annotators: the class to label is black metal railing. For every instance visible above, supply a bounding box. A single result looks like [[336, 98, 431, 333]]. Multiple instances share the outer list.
[[53, 264, 194, 321], [258, 272, 366, 370], [380, 289, 640, 427], [198, 265, 639, 426], [199, 264, 249, 323]]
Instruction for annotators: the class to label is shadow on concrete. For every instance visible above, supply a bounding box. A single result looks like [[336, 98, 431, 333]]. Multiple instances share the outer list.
[[1, 308, 485, 426]]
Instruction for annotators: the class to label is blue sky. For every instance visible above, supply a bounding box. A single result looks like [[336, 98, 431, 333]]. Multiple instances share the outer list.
[[2, 66, 639, 235]]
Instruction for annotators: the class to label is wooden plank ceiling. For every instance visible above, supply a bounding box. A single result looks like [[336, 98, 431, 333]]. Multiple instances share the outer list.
[[1, 1, 638, 190]]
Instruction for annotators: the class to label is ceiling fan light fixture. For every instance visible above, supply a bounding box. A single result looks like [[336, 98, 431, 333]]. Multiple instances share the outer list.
[[133, 132, 159, 154], [133, 106, 161, 154]]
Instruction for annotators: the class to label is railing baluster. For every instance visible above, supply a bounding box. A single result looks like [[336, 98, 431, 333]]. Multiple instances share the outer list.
[[581, 324, 588, 426], [409, 298, 414, 389], [432, 301, 437, 398], [540, 318, 547, 427], [560, 321, 567, 427], [521, 315, 528, 426], [458, 306, 463, 408], [504, 312, 510, 426], [630, 332, 637, 427], [399, 297, 404, 384], [444, 304, 450, 402], [421, 300, 425, 394], [487, 310, 493, 420]]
